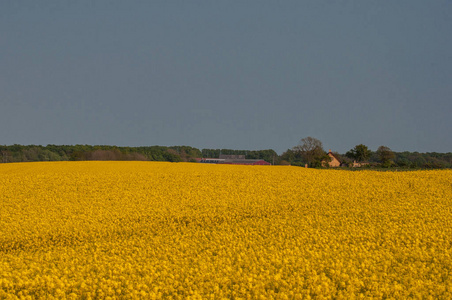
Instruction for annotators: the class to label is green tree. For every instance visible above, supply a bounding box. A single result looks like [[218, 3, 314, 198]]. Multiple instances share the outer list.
[[346, 144, 372, 162], [376, 146, 395, 167]]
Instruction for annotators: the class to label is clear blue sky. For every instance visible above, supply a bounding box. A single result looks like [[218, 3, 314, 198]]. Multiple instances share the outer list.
[[1, 1, 451, 154]]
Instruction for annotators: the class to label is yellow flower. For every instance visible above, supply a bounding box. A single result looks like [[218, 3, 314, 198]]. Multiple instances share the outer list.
[[0, 162, 451, 298]]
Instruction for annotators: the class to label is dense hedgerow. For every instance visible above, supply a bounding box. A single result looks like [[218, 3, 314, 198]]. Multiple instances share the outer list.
[[1, 162, 451, 299]]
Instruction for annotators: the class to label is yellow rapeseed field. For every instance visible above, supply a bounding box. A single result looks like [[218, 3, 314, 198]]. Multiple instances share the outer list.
[[1, 161, 451, 299]]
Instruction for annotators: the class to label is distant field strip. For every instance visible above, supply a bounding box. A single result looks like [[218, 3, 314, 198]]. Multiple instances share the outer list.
[[1, 162, 452, 299]]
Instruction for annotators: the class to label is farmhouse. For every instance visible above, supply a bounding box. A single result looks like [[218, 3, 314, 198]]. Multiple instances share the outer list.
[[323, 150, 342, 167], [322, 150, 370, 168]]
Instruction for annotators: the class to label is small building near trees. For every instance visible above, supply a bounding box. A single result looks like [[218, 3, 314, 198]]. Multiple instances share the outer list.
[[352, 161, 369, 168], [323, 150, 342, 167]]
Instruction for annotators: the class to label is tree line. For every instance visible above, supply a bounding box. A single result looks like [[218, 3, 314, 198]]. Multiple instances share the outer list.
[[0, 144, 276, 165], [280, 137, 452, 169], [0, 145, 197, 163], [1, 141, 451, 169]]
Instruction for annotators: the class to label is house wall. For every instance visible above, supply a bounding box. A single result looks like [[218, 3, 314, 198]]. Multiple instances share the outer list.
[[327, 152, 341, 167], [353, 161, 369, 168]]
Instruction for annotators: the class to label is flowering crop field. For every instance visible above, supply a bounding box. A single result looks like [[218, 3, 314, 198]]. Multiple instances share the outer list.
[[1, 162, 452, 299]]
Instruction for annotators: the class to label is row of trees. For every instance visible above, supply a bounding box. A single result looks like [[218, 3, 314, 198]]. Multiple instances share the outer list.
[[345, 144, 395, 167], [1, 141, 451, 168], [280, 137, 452, 169], [0, 144, 276, 165], [0, 145, 197, 163]]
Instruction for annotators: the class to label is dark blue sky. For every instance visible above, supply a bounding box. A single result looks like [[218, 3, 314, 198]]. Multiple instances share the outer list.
[[1, 1, 451, 154]]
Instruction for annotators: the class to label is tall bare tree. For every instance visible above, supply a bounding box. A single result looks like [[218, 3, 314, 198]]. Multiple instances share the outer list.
[[293, 137, 327, 167]]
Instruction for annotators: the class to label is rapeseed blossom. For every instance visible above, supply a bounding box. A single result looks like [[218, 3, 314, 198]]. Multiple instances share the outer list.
[[1, 161, 451, 298]]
